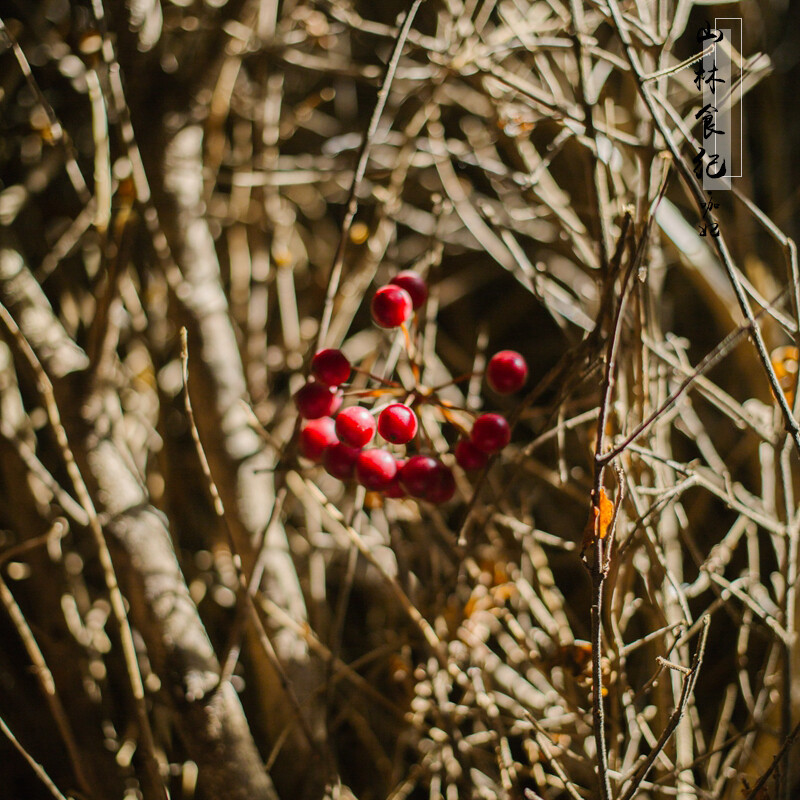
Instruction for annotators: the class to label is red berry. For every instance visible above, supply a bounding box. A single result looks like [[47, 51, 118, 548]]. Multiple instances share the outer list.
[[323, 443, 361, 480], [390, 270, 428, 310], [294, 380, 343, 419], [455, 439, 488, 471], [311, 348, 351, 386], [356, 449, 398, 490], [400, 455, 439, 498], [371, 284, 413, 329], [426, 462, 455, 504], [384, 459, 406, 498], [335, 406, 376, 448], [299, 417, 338, 461], [400, 456, 455, 503], [487, 350, 528, 394], [471, 413, 511, 453], [378, 403, 418, 444]]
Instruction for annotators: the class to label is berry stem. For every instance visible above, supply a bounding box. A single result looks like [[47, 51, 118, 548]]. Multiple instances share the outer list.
[[428, 372, 477, 392], [342, 387, 407, 400], [410, 358, 421, 385], [439, 405, 471, 436], [400, 321, 419, 365], [425, 397, 477, 416]]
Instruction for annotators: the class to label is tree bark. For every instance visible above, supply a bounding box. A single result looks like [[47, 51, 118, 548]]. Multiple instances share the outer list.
[[157, 125, 328, 799], [0, 245, 278, 800]]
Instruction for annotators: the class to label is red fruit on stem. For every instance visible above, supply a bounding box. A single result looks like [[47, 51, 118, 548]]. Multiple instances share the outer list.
[[390, 270, 428, 310], [294, 380, 343, 419], [487, 350, 528, 394], [400, 455, 439, 498], [371, 284, 413, 329], [399, 456, 454, 502], [356, 449, 398, 490], [471, 413, 511, 453], [335, 406, 377, 448], [323, 443, 361, 480], [426, 461, 455, 504], [299, 417, 338, 462], [455, 438, 488, 471], [311, 348, 351, 386], [378, 403, 418, 444], [384, 458, 406, 498]]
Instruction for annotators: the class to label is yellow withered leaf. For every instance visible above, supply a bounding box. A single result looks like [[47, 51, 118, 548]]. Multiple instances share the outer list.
[[596, 487, 614, 540], [581, 487, 614, 552]]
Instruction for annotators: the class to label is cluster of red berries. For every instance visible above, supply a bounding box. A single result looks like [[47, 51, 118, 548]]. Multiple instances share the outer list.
[[293, 271, 528, 504]]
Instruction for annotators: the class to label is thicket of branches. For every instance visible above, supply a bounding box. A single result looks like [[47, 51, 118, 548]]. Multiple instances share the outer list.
[[0, 0, 799, 798]]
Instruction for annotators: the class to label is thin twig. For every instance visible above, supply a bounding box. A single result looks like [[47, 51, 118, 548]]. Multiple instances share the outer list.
[[316, 0, 426, 349], [619, 615, 710, 800], [0, 300, 167, 800], [743, 715, 800, 800], [602, 286, 790, 464], [605, 0, 800, 458], [0, 536, 92, 796], [0, 713, 70, 800], [179, 328, 321, 758]]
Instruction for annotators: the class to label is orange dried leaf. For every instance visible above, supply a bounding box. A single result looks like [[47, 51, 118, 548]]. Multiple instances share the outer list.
[[581, 487, 614, 552], [597, 487, 614, 540], [771, 345, 798, 406]]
